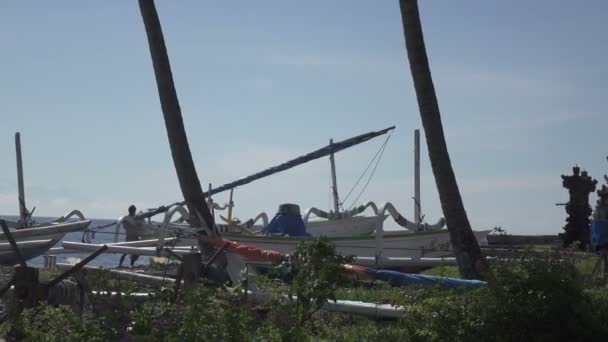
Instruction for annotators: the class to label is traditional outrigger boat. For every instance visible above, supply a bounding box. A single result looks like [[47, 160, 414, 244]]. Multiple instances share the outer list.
[[1, 133, 92, 264], [0, 211, 91, 265], [219, 225, 490, 259], [206, 126, 444, 237], [106, 126, 488, 260]]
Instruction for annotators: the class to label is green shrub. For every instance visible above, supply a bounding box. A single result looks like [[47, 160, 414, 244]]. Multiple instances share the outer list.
[[3, 242, 608, 341], [402, 256, 608, 341]]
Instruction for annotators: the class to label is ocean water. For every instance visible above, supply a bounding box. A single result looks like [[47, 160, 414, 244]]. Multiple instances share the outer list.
[[0, 215, 153, 268]]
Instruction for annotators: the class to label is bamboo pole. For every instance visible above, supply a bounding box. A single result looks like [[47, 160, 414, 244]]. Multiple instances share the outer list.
[[61, 241, 192, 256], [246, 290, 404, 319], [46, 245, 108, 288], [353, 256, 458, 267], [56, 263, 177, 287]]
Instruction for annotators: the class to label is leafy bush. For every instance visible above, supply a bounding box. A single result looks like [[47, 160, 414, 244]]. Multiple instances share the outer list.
[[275, 238, 353, 326], [402, 255, 608, 341]]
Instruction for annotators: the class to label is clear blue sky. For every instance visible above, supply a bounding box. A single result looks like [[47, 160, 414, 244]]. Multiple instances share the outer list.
[[1, 1, 606, 234]]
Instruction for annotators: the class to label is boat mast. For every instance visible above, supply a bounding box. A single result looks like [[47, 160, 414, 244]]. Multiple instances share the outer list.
[[329, 139, 340, 213], [205, 126, 395, 197], [15, 132, 27, 223], [414, 129, 421, 226]]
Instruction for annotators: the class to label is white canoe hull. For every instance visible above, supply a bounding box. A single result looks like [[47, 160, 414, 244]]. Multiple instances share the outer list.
[[222, 229, 491, 258], [0, 220, 91, 243]]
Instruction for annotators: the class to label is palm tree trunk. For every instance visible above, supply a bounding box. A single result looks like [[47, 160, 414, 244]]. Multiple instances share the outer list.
[[137, 0, 215, 232], [399, 0, 483, 278]]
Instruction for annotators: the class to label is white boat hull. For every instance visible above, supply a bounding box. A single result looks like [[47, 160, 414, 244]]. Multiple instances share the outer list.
[[0, 220, 92, 265], [222, 229, 491, 258], [306, 216, 385, 237]]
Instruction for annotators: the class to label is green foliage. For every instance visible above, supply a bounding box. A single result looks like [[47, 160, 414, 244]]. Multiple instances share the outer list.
[[3, 243, 608, 341], [1, 303, 116, 342], [420, 265, 460, 278], [402, 256, 608, 341], [275, 237, 353, 330]]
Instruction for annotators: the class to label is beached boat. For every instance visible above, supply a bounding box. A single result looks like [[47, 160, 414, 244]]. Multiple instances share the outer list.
[[0, 210, 92, 264], [224, 201, 445, 237], [205, 126, 444, 237], [219, 228, 491, 259]]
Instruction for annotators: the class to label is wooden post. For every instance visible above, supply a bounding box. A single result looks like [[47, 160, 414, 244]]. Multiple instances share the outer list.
[[414, 129, 421, 226], [14, 265, 39, 307], [181, 252, 201, 290], [15, 132, 27, 223], [329, 139, 340, 213]]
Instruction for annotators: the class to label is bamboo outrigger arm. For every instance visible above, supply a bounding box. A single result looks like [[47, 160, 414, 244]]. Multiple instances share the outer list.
[[242, 212, 269, 228], [302, 201, 445, 231]]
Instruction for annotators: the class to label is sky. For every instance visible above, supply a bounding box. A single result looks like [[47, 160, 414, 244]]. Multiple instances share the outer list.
[[0, 1, 607, 235]]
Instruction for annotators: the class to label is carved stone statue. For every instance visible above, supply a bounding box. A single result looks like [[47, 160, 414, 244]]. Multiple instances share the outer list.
[[560, 166, 597, 249]]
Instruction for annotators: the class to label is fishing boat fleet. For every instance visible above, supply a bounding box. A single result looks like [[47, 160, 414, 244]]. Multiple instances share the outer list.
[[2, 127, 491, 269]]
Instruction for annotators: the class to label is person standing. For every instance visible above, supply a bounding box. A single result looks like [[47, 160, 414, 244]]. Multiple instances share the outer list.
[[118, 205, 142, 267]]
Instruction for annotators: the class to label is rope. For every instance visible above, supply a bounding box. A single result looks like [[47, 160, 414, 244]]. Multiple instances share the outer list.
[[341, 132, 392, 208], [346, 133, 392, 210], [87, 221, 118, 231]]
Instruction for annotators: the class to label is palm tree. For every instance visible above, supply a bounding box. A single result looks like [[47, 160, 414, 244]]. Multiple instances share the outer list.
[[398, 0, 483, 278], [137, 0, 215, 232]]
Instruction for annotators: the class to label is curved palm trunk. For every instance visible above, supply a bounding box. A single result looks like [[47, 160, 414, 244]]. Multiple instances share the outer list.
[[137, 0, 215, 232], [399, 0, 483, 278]]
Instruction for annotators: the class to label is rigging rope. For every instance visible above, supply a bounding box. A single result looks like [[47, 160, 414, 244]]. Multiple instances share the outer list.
[[346, 132, 392, 210], [340, 132, 392, 209], [341, 132, 392, 206]]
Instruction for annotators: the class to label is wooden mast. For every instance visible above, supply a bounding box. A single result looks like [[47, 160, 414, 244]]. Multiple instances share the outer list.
[[414, 129, 421, 226], [15, 132, 27, 224], [329, 139, 340, 213]]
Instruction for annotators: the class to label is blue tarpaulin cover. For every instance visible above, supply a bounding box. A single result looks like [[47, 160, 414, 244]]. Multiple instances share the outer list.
[[590, 220, 608, 249], [262, 213, 311, 237], [346, 264, 487, 289]]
